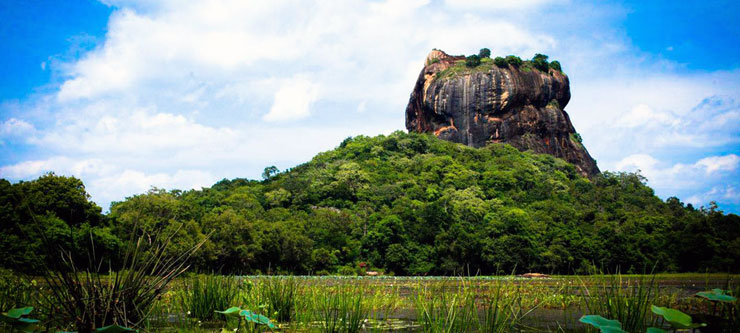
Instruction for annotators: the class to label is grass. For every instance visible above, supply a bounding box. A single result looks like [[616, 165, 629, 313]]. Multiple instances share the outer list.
[[0, 269, 39, 312], [38, 224, 207, 331], [313, 282, 369, 333], [580, 272, 660, 332], [413, 279, 537, 333], [179, 274, 240, 321], [259, 276, 300, 323], [2, 273, 738, 331]]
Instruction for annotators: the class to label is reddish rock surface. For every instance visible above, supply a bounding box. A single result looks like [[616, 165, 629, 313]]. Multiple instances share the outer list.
[[405, 49, 599, 177]]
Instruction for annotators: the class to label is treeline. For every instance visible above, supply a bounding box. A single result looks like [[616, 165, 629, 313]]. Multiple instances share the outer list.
[[1, 132, 739, 275]]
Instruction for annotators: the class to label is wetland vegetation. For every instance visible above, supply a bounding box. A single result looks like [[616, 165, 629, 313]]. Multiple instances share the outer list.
[[2, 271, 738, 332]]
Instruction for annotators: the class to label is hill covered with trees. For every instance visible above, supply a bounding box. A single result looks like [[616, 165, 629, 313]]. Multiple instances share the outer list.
[[2, 132, 738, 275]]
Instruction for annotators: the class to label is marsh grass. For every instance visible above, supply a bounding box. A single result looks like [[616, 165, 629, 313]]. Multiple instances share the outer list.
[[478, 283, 538, 332], [39, 224, 207, 331], [0, 270, 39, 312], [580, 272, 659, 332], [246, 276, 301, 323], [414, 282, 479, 333], [179, 274, 239, 321], [314, 282, 370, 333]]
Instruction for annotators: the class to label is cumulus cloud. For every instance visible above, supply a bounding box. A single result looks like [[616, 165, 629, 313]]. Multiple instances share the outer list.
[[696, 155, 740, 175], [687, 186, 740, 208], [263, 78, 320, 122], [1, 0, 739, 213], [0, 118, 35, 136], [445, 0, 563, 10], [614, 153, 740, 208]]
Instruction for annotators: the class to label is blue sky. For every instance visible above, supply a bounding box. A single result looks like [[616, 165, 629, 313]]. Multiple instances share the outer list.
[[1, 0, 739, 213]]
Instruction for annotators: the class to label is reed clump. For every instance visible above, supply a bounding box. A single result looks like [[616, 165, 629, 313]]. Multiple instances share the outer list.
[[580, 272, 659, 332], [179, 274, 240, 321]]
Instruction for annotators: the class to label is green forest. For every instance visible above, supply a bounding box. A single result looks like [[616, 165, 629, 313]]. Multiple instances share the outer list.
[[2, 131, 738, 275]]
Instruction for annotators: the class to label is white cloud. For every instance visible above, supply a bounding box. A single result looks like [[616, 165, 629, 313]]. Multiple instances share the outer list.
[[696, 154, 740, 175], [615, 104, 681, 128], [445, 0, 562, 10], [687, 186, 740, 208], [0, 118, 35, 136], [0, 156, 114, 180], [2, 0, 740, 213], [263, 78, 320, 122], [614, 154, 740, 209]]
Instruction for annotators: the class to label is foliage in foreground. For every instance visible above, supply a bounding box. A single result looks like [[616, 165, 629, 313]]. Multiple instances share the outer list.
[[180, 274, 240, 321], [1, 132, 739, 275], [40, 224, 205, 331]]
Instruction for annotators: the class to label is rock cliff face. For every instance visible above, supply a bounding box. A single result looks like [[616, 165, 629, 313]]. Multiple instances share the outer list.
[[405, 49, 600, 177]]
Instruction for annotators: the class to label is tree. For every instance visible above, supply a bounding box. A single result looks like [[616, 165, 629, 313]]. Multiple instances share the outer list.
[[478, 48, 491, 58], [505, 55, 522, 67], [262, 166, 279, 180], [494, 56, 507, 67], [532, 53, 549, 72], [549, 60, 562, 72], [465, 55, 481, 67]]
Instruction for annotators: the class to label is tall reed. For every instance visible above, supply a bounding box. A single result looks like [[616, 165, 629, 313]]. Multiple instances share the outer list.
[[580, 271, 659, 332], [477, 283, 536, 332], [413, 281, 478, 333], [314, 282, 369, 333], [179, 274, 240, 321], [258, 276, 300, 322], [40, 224, 207, 331]]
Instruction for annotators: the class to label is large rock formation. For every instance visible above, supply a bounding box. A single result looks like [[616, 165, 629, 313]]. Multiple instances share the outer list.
[[405, 49, 599, 177]]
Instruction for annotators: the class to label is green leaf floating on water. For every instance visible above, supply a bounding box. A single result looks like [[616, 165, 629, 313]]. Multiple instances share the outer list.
[[95, 324, 137, 333], [578, 315, 626, 333], [651, 305, 706, 329], [696, 288, 738, 302], [239, 309, 276, 329], [4, 307, 33, 319], [215, 307, 243, 318]]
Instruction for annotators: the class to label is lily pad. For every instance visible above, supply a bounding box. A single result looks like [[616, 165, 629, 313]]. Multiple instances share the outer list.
[[4, 307, 33, 319], [696, 289, 737, 302], [651, 305, 706, 329], [579, 315, 626, 333], [96, 324, 137, 333], [239, 310, 276, 329], [215, 307, 243, 318]]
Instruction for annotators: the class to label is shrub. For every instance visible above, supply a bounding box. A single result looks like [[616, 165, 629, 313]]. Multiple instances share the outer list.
[[532, 53, 549, 72], [572, 132, 583, 143], [478, 48, 491, 58], [505, 55, 522, 67], [465, 55, 481, 67], [549, 60, 562, 72], [493, 57, 507, 67]]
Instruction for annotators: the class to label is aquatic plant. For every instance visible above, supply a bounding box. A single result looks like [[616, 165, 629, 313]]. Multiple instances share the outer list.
[[216, 306, 276, 332], [0, 306, 39, 332], [40, 223, 207, 331], [580, 272, 659, 332], [314, 282, 369, 333], [179, 274, 240, 321], [579, 315, 626, 333], [651, 305, 706, 330], [259, 276, 300, 322]]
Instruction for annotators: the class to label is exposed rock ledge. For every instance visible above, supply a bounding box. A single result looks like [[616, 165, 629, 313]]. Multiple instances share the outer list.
[[405, 49, 600, 177]]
